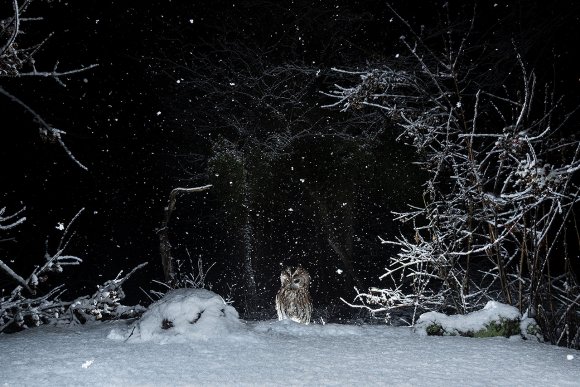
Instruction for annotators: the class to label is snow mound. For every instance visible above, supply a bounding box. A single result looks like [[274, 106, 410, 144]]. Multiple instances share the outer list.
[[108, 288, 244, 343], [253, 319, 365, 337], [415, 301, 522, 337]]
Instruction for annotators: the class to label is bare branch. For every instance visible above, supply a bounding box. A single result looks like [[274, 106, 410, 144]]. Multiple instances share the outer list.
[[17, 63, 99, 84], [0, 0, 20, 57], [0, 86, 88, 170]]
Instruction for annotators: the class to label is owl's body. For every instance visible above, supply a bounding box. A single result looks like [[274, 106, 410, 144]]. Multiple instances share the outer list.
[[275, 267, 312, 324]]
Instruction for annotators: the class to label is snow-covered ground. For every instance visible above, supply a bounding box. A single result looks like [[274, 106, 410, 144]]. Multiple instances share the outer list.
[[1, 289, 579, 386]]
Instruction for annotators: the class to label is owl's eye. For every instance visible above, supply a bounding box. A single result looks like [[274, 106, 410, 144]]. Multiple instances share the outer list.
[[293, 278, 300, 284]]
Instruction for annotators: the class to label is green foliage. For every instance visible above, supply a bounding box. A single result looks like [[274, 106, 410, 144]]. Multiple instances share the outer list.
[[473, 318, 521, 338], [425, 323, 445, 336], [525, 321, 541, 336], [424, 317, 521, 338]]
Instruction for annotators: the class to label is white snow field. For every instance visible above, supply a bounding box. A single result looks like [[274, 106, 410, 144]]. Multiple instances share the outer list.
[[1, 289, 579, 386]]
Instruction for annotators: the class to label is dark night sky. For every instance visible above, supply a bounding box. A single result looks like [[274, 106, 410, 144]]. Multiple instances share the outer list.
[[2, 0, 580, 310]]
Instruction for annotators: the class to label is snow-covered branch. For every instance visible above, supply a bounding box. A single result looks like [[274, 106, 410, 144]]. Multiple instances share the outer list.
[[0, 208, 147, 332], [0, 0, 96, 170], [329, 6, 579, 347], [69, 263, 148, 323], [0, 206, 26, 231]]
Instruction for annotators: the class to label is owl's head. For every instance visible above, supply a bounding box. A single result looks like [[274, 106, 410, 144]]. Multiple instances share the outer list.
[[280, 266, 310, 289]]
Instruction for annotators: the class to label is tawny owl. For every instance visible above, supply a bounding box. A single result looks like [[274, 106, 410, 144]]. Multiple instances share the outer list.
[[275, 266, 312, 324]]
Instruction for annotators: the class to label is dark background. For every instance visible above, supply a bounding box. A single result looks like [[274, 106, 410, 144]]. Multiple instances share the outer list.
[[2, 0, 579, 317]]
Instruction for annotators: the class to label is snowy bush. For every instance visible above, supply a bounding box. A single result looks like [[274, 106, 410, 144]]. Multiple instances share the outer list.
[[415, 301, 524, 338], [326, 6, 580, 349], [113, 288, 244, 343], [520, 312, 544, 342]]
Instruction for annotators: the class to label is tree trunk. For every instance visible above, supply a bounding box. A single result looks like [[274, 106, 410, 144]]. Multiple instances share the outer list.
[[159, 185, 212, 284], [241, 164, 258, 308]]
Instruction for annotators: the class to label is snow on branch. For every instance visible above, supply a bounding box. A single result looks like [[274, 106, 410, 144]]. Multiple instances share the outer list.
[[0, 206, 26, 230], [69, 262, 148, 323], [1, 208, 84, 297]]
